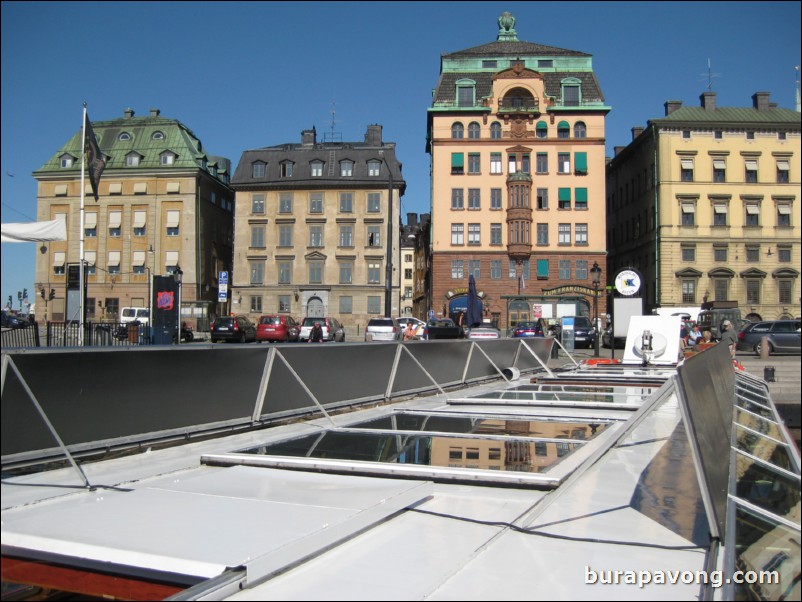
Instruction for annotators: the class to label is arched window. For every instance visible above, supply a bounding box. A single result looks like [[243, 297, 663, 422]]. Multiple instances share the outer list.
[[490, 122, 502, 139], [118, 132, 132, 141], [151, 131, 165, 140], [451, 122, 464, 139], [557, 121, 570, 139], [536, 121, 548, 138], [574, 121, 587, 138], [468, 122, 481, 139]]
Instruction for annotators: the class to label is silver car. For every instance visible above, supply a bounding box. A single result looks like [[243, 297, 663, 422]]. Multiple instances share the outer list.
[[365, 317, 399, 342]]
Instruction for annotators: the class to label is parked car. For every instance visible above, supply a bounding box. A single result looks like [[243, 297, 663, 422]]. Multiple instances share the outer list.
[[511, 321, 543, 338], [396, 317, 427, 340], [537, 318, 561, 337], [602, 326, 626, 349], [468, 320, 501, 340], [299, 317, 345, 342], [365, 317, 399, 342], [736, 319, 801, 356], [1, 311, 29, 329], [561, 316, 597, 349], [257, 315, 300, 343], [210, 315, 257, 343], [424, 318, 463, 340]]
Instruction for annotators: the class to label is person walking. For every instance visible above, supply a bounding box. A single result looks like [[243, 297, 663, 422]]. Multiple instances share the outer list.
[[719, 320, 738, 359]]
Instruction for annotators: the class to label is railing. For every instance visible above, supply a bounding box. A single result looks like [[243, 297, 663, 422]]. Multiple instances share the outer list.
[[1, 321, 153, 348]]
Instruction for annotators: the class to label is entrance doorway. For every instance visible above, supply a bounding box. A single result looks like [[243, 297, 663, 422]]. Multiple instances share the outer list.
[[307, 296, 324, 317]]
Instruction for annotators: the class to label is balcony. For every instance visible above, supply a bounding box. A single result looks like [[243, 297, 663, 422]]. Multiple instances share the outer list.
[[498, 97, 540, 114]]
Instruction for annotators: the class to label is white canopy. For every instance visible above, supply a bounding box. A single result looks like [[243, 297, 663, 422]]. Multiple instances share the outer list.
[[1, 218, 67, 243]]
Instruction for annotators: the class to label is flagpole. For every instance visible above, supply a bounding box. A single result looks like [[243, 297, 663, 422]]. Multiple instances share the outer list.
[[79, 104, 87, 346]]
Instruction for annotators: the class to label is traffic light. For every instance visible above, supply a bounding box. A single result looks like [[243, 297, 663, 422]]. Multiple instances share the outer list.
[[49, 289, 56, 300], [22, 288, 27, 301], [7, 295, 11, 307], [40, 288, 45, 300]]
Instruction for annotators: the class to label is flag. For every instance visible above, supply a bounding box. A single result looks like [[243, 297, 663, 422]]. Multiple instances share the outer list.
[[520, 272, 526, 290], [84, 112, 106, 201]]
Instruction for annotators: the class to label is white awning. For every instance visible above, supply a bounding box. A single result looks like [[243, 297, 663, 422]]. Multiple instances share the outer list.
[[1, 217, 67, 243], [84, 251, 97, 266], [746, 204, 760, 215], [53, 251, 66, 267], [133, 211, 147, 228], [133, 251, 146, 266], [108, 183, 122, 195], [166, 210, 180, 228], [777, 205, 791, 215], [745, 160, 758, 171], [776, 160, 790, 171], [714, 204, 728, 214], [713, 160, 726, 170], [85, 212, 98, 228], [108, 251, 121, 267], [133, 182, 148, 194], [681, 203, 696, 213], [166, 251, 179, 267], [108, 211, 122, 229], [166, 182, 180, 193], [680, 159, 694, 170]]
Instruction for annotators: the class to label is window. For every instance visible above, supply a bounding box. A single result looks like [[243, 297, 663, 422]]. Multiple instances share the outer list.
[[776, 160, 790, 183], [468, 122, 481, 139], [491, 188, 502, 209], [681, 244, 695, 262], [367, 296, 381, 314], [682, 130, 691, 139], [311, 161, 324, 177], [251, 225, 265, 248], [714, 245, 728, 262], [250, 261, 264, 285], [340, 161, 354, 177], [559, 260, 571, 280], [562, 83, 580, 106], [490, 122, 502, 139], [85, 212, 97, 237], [778, 244, 791, 262], [557, 121, 570, 139], [680, 158, 694, 182], [745, 159, 758, 183], [536, 188, 548, 210], [490, 260, 502, 279], [278, 296, 291, 313], [468, 189, 480, 209], [53, 251, 66, 275], [468, 223, 481, 245], [536, 121, 548, 139], [491, 223, 502, 245], [278, 262, 292, 284], [309, 225, 323, 247], [451, 153, 464, 175], [467, 153, 481, 174], [712, 279, 728, 301], [538, 59, 553, 68], [339, 296, 353, 314], [252, 162, 265, 178], [250, 296, 263, 314], [279, 193, 293, 213], [576, 260, 588, 280], [367, 225, 381, 247], [451, 189, 464, 210], [451, 223, 464, 245], [681, 202, 695, 226], [404, 268, 412, 279], [509, 260, 517, 279], [681, 280, 696, 304], [252, 194, 265, 214], [714, 130, 723, 140], [536, 223, 548, 245], [367, 262, 381, 284], [457, 83, 474, 107], [160, 152, 175, 166], [451, 260, 464, 279], [490, 153, 502, 174], [339, 262, 353, 284], [60, 154, 74, 168], [309, 192, 323, 213], [339, 225, 353, 247], [575, 223, 588, 245], [558, 188, 571, 210], [558, 223, 571, 245], [165, 252, 179, 275], [468, 260, 481, 278], [367, 193, 381, 213], [278, 224, 293, 246], [368, 160, 381, 176], [778, 280, 793, 304], [574, 122, 587, 138], [339, 192, 353, 213], [746, 131, 755, 140], [536, 153, 548, 174], [746, 245, 760, 262], [574, 152, 588, 174], [746, 279, 760, 304], [745, 202, 760, 226], [118, 132, 131, 141], [575, 188, 588, 210], [451, 122, 464, 139], [309, 261, 323, 284], [713, 202, 728, 226], [777, 204, 791, 227], [109, 210, 122, 237], [558, 153, 571, 174], [713, 159, 726, 182]]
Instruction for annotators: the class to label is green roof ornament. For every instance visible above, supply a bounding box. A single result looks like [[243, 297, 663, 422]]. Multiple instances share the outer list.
[[497, 12, 518, 42]]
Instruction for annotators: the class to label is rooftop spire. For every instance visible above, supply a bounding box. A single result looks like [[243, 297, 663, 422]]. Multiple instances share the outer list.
[[497, 12, 518, 42]]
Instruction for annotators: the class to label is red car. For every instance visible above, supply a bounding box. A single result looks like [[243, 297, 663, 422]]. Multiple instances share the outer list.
[[256, 315, 300, 343]]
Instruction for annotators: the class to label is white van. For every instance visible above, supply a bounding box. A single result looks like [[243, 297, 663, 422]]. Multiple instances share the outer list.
[[120, 307, 150, 326]]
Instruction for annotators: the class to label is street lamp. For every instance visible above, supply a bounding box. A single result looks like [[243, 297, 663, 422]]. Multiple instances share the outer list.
[[590, 261, 602, 357], [379, 151, 394, 317], [173, 265, 183, 345]]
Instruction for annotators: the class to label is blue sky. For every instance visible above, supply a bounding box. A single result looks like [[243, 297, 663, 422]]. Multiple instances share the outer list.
[[2, 1, 800, 313]]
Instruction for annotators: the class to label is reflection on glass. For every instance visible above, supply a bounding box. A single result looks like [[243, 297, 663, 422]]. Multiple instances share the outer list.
[[735, 426, 794, 472], [734, 506, 801, 601], [471, 384, 653, 405], [735, 408, 783, 441], [735, 453, 801, 520]]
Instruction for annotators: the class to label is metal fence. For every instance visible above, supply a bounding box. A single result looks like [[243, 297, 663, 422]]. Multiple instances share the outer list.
[[2, 321, 153, 349]]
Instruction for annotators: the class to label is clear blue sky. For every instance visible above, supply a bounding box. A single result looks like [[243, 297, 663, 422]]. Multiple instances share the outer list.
[[2, 1, 800, 314]]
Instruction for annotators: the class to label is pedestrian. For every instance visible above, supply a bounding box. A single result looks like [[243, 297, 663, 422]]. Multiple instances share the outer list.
[[719, 320, 738, 359], [309, 321, 324, 343], [686, 323, 702, 347], [403, 322, 417, 341]]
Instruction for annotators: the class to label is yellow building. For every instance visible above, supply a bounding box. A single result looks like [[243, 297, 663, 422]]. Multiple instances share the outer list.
[[606, 92, 801, 320], [33, 108, 234, 327], [426, 13, 609, 330]]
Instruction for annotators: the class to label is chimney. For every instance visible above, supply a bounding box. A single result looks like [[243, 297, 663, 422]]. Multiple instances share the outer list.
[[124, 108, 135, 118], [631, 126, 644, 140], [149, 108, 161, 117], [664, 100, 682, 115], [614, 146, 626, 156], [752, 91, 770, 111], [365, 124, 383, 146], [301, 127, 316, 146], [407, 213, 418, 228], [700, 91, 716, 111]]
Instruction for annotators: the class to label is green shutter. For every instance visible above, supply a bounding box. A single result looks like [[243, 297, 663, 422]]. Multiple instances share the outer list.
[[575, 152, 588, 173], [537, 259, 549, 278], [557, 120, 569, 129], [558, 188, 571, 201], [575, 188, 588, 203], [451, 153, 464, 168], [536, 121, 548, 130]]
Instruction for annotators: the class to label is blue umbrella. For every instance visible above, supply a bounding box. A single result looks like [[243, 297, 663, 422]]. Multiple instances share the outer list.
[[466, 275, 483, 328]]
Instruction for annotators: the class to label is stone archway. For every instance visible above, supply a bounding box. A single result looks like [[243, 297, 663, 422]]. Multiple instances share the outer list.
[[307, 296, 324, 318]]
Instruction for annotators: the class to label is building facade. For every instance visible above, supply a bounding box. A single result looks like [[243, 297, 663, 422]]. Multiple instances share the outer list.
[[426, 13, 609, 331], [606, 92, 801, 321], [33, 108, 234, 327], [229, 125, 405, 335]]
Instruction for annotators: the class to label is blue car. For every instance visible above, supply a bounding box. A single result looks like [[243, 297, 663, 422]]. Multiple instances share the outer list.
[[512, 321, 543, 338]]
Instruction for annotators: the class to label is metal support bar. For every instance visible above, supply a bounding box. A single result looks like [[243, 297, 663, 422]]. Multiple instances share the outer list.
[[384, 344, 404, 401], [470, 342, 517, 383], [518, 339, 555, 377], [274, 350, 337, 427], [461, 343, 475, 384], [399, 344, 449, 398], [252, 348, 276, 423]]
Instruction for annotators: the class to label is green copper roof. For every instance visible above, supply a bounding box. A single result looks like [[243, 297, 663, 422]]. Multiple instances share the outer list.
[[652, 105, 801, 126]]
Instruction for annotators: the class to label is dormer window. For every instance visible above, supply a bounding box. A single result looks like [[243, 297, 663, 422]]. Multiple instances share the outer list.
[[118, 132, 132, 141], [152, 131, 165, 140], [340, 160, 354, 177], [252, 161, 266, 178], [59, 154, 75, 168], [311, 160, 324, 177], [125, 152, 141, 167], [160, 151, 176, 165], [368, 160, 381, 176], [280, 161, 294, 178], [560, 78, 581, 107], [456, 79, 476, 107]]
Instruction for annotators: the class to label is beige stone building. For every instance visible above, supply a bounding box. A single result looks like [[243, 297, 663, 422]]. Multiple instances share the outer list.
[[606, 92, 801, 320], [33, 108, 234, 328], [426, 13, 609, 331], [229, 126, 405, 335]]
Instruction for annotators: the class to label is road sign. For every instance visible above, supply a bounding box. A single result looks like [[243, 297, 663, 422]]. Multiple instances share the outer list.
[[219, 271, 229, 285]]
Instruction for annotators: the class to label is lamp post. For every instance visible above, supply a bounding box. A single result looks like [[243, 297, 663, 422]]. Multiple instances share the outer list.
[[590, 261, 602, 357], [380, 151, 394, 317], [173, 265, 183, 345]]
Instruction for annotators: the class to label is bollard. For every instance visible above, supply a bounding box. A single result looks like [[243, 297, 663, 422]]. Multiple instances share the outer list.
[[760, 336, 770, 360], [763, 366, 776, 382]]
